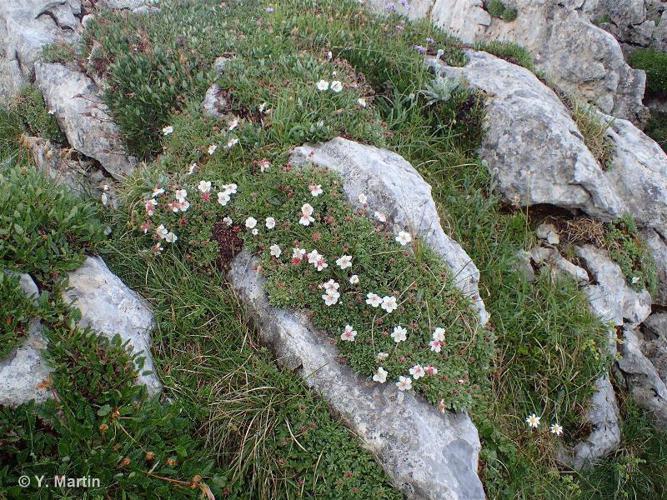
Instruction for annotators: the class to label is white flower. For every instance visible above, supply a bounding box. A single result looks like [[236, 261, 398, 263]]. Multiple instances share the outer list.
[[326, 50, 333, 60], [330, 80, 343, 93], [265, 217, 276, 229], [336, 255, 353, 270], [299, 203, 315, 226], [373, 367, 388, 383], [308, 250, 328, 271], [349, 274, 360, 285], [222, 183, 238, 195], [208, 144, 218, 155], [374, 211, 387, 222], [251, 228, 259, 236], [145, 198, 157, 216], [164, 231, 178, 243], [258, 102, 268, 113], [198, 181, 212, 193], [376, 352, 389, 362], [225, 137, 239, 149], [316, 80, 330, 91], [396, 376, 412, 391], [391, 326, 407, 343], [217, 192, 231, 206], [162, 125, 174, 135], [322, 290, 340, 306], [101, 192, 109, 206], [270, 244, 282, 258], [320, 279, 340, 294], [179, 200, 190, 213], [357, 97, 367, 108], [631, 276, 641, 284], [341, 325, 357, 341], [358, 193, 368, 204], [152, 187, 165, 197], [409, 364, 425, 380], [292, 247, 307, 263], [228, 117, 239, 130], [381, 296, 398, 313], [429, 340, 443, 353], [175, 189, 187, 202], [223, 217, 233, 226], [156, 224, 169, 240], [550, 423, 563, 436], [526, 414, 541, 429], [258, 159, 271, 172], [188, 163, 198, 175], [366, 293, 382, 308], [433, 328, 445, 342], [245, 217, 258, 229], [309, 184, 323, 197], [396, 231, 412, 246]]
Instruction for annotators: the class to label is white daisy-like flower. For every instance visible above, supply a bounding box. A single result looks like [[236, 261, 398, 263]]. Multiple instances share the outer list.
[[291, 247, 307, 264], [179, 200, 190, 213], [396, 376, 412, 391], [374, 211, 387, 223], [162, 125, 174, 135], [433, 328, 445, 342], [366, 293, 383, 308], [376, 352, 389, 362], [208, 144, 218, 155], [174, 189, 187, 202], [316, 80, 330, 91], [330, 80, 343, 93], [156, 224, 169, 240], [223, 217, 233, 226], [409, 364, 425, 380], [357, 97, 367, 108], [164, 231, 178, 243], [222, 183, 238, 195], [270, 244, 282, 258], [251, 228, 259, 236], [309, 184, 323, 197], [391, 326, 407, 343], [526, 414, 541, 429], [358, 193, 367, 204], [320, 279, 340, 294], [550, 423, 563, 436], [381, 296, 398, 313], [245, 217, 258, 229], [307, 250, 328, 271], [396, 231, 412, 246], [265, 217, 276, 229], [198, 181, 212, 193], [322, 290, 340, 306], [349, 274, 360, 285], [373, 367, 388, 383], [217, 192, 231, 206], [429, 340, 443, 353], [341, 325, 357, 341], [299, 203, 315, 226], [336, 255, 353, 270], [225, 137, 239, 149]]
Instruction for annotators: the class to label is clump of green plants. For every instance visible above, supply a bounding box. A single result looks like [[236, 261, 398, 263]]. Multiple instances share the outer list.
[[10, 86, 65, 144], [629, 48, 667, 95], [0, 164, 105, 277], [604, 215, 657, 294], [571, 100, 616, 169], [486, 0, 518, 22], [41, 42, 77, 64], [0, 272, 36, 359], [645, 111, 667, 153], [474, 40, 534, 71]]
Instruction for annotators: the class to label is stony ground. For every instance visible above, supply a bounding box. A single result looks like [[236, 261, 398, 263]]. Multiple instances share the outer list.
[[1, 0, 666, 498]]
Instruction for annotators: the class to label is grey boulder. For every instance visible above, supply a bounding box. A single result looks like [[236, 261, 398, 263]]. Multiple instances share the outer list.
[[229, 250, 485, 500], [290, 137, 489, 325]]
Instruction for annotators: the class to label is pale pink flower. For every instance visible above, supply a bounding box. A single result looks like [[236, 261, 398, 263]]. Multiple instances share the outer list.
[[381, 296, 398, 313], [396, 231, 412, 246], [409, 364, 425, 380], [291, 247, 307, 264], [424, 365, 438, 376], [309, 184, 323, 197], [336, 255, 352, 270], [429, 340, 443, 353], [341, 325, 357, 341], [366, 293, 382, 308], [391, 326, 407, 343], [299, 203, 315, 226], [396, 376, 412, 391], [373, 367, 388, 383]]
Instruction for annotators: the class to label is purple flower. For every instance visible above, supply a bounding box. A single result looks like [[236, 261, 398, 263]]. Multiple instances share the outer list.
[[413, 45, 427, 55], [400, 0, 409, 7], [425, 37, 435, 44], [265, 6, 274, 13], [386, 2, 396, 12]]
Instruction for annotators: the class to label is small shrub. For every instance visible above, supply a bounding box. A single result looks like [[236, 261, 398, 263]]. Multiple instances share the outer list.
[[487, 0, 518, 22], [0, 165, 105, 277], [628, 48, 667, 95], [41, 42, 77, 64], [475, 40, 534, 71], [645, 111, 667, 153], [11, 86, 65, 144], [604, 215, 658, 294], [571, 101, 615, 169], [0, 273, 36, 358]]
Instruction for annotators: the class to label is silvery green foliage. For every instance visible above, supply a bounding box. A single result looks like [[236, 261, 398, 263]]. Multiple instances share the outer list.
[[423, 76, 463, 106]]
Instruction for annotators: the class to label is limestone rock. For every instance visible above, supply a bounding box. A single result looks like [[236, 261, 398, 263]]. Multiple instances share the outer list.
[[290, 137, 489, 325], [644, 229, 667, 306], [529, 246, 589, 284], [643, 312, 667, 385], [618, 326, 667, 430], [536, 223, 560, 245], [63, 256, 161, 396], [558, 375, 621, 469], [434, 51, 625, 220], [229, 250, 485, 500], [35, 63, 137, 180]]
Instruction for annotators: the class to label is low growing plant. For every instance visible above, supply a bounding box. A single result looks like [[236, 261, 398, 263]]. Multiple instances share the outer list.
[[487, 0, 518, 22], [571, 100, 615, 169], [0, 272, 36, 358], [628, 48, 667, 95]]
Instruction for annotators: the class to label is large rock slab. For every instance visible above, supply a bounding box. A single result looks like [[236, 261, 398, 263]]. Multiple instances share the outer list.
[[290, 137, 489, 325], [63, 256, 161, 396], [35, 63, 137, 180], [229, 250, 485, 500], [434, 51, 625, 221]]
